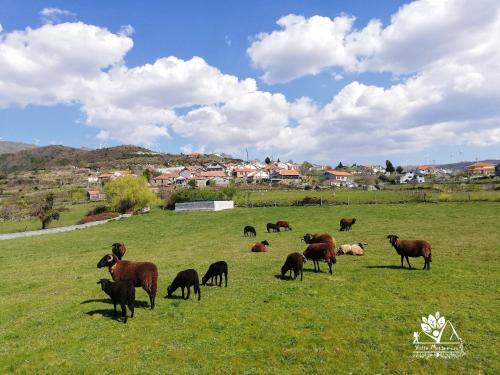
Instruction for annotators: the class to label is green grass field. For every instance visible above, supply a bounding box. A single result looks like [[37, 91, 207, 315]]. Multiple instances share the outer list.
[[0, 203, 98, 234], [235, 189, 500, 206], [0, 202, 499, 374]]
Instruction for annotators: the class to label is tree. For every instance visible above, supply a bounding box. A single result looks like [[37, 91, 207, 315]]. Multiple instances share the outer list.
[[300, 161, 313, 175], [385, 160, 395, 173], [264, 157, 271, 164], [336, 162, 345, 169], [396, 166, 404, 174], [143, 168, 152, 182], [187, 179, 197, 189], [104, 176, 158, 214], [277, 158, 281, 163], [31, 193, 60, 229]]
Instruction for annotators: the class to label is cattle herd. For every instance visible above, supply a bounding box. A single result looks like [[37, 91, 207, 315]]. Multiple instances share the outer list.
[[95, 218, 432, 323]]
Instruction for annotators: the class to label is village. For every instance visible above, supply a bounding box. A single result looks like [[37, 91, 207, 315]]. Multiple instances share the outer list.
[[85, 156, 500, 202]]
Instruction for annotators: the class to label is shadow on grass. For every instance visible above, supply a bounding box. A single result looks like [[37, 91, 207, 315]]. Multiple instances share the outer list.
[[84, 309, 129, 323], [164, 294, 188, 300], [274, 274, 302, 281], [302, 268, 326, 273], [80, 298, 150, 308], [201, 282, 224, 287], [365, 265, 417, 271]]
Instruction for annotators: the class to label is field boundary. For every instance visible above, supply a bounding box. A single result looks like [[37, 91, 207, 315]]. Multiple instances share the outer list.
[[0, 214, 131, 241]]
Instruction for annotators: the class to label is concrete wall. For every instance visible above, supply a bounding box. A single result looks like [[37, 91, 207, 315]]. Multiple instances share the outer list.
[[175, 200, 234, 212]]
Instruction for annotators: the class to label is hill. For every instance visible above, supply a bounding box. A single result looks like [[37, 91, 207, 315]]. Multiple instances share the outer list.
[[0, 144, 241, 173], [0, 140, 38, 155], [436, 160, 500, 170]]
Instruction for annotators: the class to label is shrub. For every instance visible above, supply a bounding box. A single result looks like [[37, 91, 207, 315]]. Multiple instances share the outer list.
[[292, 196, 323, 206], [86, 205, 110, 216], [78, 212, 118, 224], [0, 204, 19, 220], [104, 176, 158, 214]]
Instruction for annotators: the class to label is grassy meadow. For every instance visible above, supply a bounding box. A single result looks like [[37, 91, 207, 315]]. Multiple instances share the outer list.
[[0, 202, 499, 374], [0, 203, 99, 234], [234, 188, 500, 206]]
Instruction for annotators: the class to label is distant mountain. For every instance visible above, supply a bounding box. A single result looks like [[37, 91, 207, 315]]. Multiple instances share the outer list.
[[0, 144, 242, 173], [0, 140, 38, 155], [435, 160, 500, 170]]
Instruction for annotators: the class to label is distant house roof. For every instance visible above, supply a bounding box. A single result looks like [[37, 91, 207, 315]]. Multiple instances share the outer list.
[[87, 190, 100, 195], [97, 173, 113, 178], [276, 169, 300, 176], [154, 172, 179, 179], [467, 162, 495, 170], [417, 165, 434, 171], [326, 170, 353, 176], [264, 164, 279, 170], [199, 171, 227, 177]]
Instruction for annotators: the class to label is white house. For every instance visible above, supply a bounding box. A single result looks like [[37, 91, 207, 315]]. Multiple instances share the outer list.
[[399, 172, 425, 184], [324, 170, 353, 186], [246, 170, 269, 183], [87, 176, 99, 184], [197, 171, 230, 187], [205, 162, 226, 172]]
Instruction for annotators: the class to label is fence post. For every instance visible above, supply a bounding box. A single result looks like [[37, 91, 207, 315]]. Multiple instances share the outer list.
[[320, 197, 323, 206]]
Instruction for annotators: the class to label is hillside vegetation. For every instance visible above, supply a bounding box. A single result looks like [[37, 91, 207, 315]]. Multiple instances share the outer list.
[[0, 144, 241, 173]]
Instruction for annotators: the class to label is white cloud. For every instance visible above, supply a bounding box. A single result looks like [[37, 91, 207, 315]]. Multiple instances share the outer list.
[[1, 2, 499, 159], [0, 22, 133, 106], [80, 56, 257, 145], [247, 14, 356, 84], [119, 24, 135, 37], [248, 0, 500, 82], [39, 8, 75, 24]]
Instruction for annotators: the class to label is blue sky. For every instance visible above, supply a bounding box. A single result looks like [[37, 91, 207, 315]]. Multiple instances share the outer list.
[[1, 0, 499, 165]]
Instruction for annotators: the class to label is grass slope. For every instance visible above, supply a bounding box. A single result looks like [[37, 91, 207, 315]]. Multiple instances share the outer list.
[[0, 203, 499, 374], [0, 203, 98, 234]]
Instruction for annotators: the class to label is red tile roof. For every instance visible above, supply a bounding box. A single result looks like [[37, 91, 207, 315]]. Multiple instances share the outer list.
[[467, 162, 495, 170], [277, 169, 300, 176], [326, 170, 353, 176]]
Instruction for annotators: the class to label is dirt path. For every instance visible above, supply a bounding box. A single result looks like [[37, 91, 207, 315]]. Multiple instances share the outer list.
[[0, 214, 131, 241]]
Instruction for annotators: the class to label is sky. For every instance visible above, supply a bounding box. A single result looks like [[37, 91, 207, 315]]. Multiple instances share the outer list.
[[0, 0, 499, 166]]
